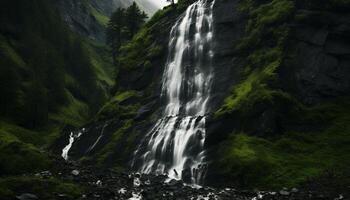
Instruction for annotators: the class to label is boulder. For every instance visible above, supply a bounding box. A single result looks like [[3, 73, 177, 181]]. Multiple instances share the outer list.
[[71, 169, 80, 176]]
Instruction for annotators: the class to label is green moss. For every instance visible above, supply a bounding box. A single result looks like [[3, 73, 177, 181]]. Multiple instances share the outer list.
[[0, 36, 26, 69], [84, 39, 115, 86], [113, 91, 137, 102], [49, 90, 90, 127], [219, 133, 276, 188], [218, 99, 350, 189], [115, 5, 176, 72], [90, 6, 109, 27], [0, 129, 50, 175], [215, 0, 295, 118], [94, 119, 135, 166], [215, 60, 289, 117], [0, 176, 83, 200], [117, 27, 154, 70], [215, 0, 350, 189], [95, 90, 140, 121]]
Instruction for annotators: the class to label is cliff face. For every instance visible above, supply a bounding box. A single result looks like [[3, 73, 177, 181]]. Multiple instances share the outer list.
[[53, 0, 112, 42], [206, 0, 350, 188], [53, 0, 160, 42], [54, 0, 350, 189]]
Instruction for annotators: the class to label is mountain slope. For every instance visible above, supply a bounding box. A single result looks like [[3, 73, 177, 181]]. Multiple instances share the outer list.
[[0, 0, 113, 176]]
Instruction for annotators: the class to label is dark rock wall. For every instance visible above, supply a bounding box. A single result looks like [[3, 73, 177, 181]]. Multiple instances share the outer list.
[[53, 0, 122, 42], [209, 0, 247, 111], [280, 10, 350, 105]]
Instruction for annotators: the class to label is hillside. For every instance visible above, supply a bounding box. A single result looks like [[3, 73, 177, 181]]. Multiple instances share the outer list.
[[0, 0, 115, 178], [0, 0, 350, 199]]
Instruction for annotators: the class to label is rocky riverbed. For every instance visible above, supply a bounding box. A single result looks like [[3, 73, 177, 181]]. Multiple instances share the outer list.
[[12, 156, 347, 200]]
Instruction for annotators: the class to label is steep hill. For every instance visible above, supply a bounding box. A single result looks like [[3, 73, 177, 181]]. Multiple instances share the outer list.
[[0, 0, 114, 176]]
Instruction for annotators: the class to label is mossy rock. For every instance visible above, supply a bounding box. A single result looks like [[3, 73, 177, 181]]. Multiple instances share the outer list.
[[0, 128, 50, 176], [0, 176, 83, 200]]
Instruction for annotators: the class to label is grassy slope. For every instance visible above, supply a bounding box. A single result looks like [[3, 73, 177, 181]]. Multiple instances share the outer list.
[[0, 0, 114, 196], [0, 176, 83, 200], [214, 0, 350, 189]]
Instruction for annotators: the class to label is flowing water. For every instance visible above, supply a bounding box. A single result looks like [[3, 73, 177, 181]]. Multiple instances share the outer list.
[[133, 0, 215, 185], [62, 128, 85, 160]]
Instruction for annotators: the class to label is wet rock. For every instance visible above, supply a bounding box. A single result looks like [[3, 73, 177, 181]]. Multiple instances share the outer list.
[[279, 190, 290, 196], [71, 169, 80, 176], [144, 179, 151, 185], [325, 37, 350, 55], [35, 170, 52, 178], [96, 180, 103, 187], [291, 188, 299, 193], [57, 193, 72, 199], [16, 193, 38, 200], [182, 168, 192, 184], [133, 177, 141, 187], [295, 27, 328, 46]]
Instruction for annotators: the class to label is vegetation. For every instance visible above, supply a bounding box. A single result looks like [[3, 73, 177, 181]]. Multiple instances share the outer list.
[[0, 176, 83, 200], [0, 0, 113, 177], [218, 98, 350, 189], [106, 2, 147, 64], [96, 90, 140, 121], [214, 0, 350, 189], [215, 0, 295, 117]]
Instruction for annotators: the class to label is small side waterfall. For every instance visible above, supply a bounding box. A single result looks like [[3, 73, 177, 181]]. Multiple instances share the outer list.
[[62, 128, 85, 160], [133, 0, 215, 185]]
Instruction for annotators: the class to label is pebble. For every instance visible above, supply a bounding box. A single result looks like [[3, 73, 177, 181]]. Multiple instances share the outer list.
[[16, 193, 38, 200], [291, 188, 299, 193], [71, 169, 80, 176], [279, 190, 290, 196]]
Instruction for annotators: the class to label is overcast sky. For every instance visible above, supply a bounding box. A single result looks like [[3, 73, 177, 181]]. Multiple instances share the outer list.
[[147, 0, 170, 8]]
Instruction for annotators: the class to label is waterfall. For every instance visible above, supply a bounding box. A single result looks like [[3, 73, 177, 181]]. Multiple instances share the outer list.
[[61, 128, 85, 160], [133, 0, 215, 185]]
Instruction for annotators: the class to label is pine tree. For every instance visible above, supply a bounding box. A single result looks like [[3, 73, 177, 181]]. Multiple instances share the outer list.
[[106, 8, 127, 65], [106, 3, 147, 65], [125, 2, 147, 38]]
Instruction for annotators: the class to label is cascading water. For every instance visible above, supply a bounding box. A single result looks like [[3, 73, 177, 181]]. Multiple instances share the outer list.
[[62, 128, 85, 160], [133, 0, 215, 185]]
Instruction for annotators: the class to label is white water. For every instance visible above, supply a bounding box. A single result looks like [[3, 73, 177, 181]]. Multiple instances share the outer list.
[[61, 128, 84, 160], [86, 123, 108, 153], [133, 0, 215, 185]]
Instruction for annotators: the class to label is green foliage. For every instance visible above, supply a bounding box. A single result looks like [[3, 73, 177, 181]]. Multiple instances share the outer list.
[[106, 3, 147, 64], [218, 99, 350, 188], [216, 0, 295, 117], [86, 39, 115, 86], [219, 134, 276, 188], [96, 91, 140, 120], [215, 0, 350, 189], [90, 6, 109, 26], [0, 128, 50, 175], [215, 61, 287, 117], [0, 176, 83, 200], [117, 26, 164, 71], [49, 90, 90, 128], [125, 2, 148, 37], [0, 0, 113, 130], [94, 119, 135, 166], [0, 0, 113, 179]]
